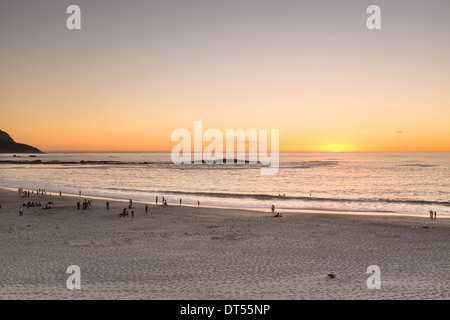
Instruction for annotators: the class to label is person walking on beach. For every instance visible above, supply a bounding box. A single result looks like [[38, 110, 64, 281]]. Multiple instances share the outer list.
[[59, 191, 62, 197], [145, 205, 148, 214], [79, 190, 81, 197], [271, 204, 275, 213], [19, 206, 23, 216], [156, 196, 158, 205], [106, 201, 110, 210], [434, 211, 437, 219], [129, 199, 133, 209], [179, 198, 182, 206], [429, 210, 434, 219], [197, 201, 200, 207]]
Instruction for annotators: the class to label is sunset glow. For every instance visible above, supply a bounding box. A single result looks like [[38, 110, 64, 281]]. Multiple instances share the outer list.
[[1, 1, 449, 152]]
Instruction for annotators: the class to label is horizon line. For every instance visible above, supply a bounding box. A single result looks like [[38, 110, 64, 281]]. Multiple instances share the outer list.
[[32, 150, 450, 154]]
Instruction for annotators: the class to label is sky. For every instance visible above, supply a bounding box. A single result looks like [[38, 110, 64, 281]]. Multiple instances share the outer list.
[[1, 0, 449, 152]]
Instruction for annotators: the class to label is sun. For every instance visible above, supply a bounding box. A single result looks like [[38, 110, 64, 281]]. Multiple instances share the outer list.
[[321, 144, 349, 153]]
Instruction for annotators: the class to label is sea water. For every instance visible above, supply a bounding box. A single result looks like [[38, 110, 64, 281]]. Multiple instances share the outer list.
[[0, 152, 449, 215]]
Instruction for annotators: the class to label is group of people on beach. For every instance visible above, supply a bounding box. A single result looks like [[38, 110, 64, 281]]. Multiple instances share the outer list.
[[9, 187, 447, 221], [114, 196, 203, 218], [17, 188, 53, 214], [157, 197, 168, 206], [429, 210, 438, 219], [20, 189, 32, 197], [77, 199, 93, 210], [42, 203, 52, 210], [16, 192, 204, 218], [119, 199, 136, 217], [23, 201, 42, 208], [18, 202, 52, 215], [155, 196, 200, 207], [18, 188, 49, 197], [271, 204, 282, 217], [119, 207, 134, 217]]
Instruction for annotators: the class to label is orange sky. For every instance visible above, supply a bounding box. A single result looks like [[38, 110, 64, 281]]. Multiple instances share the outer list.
[[1, 1, 449, 152]]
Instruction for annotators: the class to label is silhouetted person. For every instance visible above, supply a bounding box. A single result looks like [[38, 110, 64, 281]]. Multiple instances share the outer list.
[[145, 205, 148, 214], [271, 204, 275, 213], [106, 201, 110, 210]]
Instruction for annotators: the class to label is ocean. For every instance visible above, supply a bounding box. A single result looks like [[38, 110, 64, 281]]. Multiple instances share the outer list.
[[0, 152, 449, 215]]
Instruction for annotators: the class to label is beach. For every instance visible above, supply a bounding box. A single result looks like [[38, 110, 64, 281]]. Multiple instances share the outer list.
[[0, 187, 448, 300]]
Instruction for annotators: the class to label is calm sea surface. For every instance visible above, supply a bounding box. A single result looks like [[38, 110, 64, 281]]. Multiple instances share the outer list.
[[0, 152, 449, 215]]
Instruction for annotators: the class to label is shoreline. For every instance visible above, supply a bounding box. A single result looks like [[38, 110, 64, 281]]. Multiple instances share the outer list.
[[1, 185, 445, 219]]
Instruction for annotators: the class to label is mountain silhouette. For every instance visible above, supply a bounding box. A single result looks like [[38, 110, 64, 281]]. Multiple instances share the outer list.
[[0, 130, 42, 153]]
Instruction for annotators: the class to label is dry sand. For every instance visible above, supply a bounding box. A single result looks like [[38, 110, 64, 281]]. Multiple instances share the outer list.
[[0, 188, 448, 300]]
